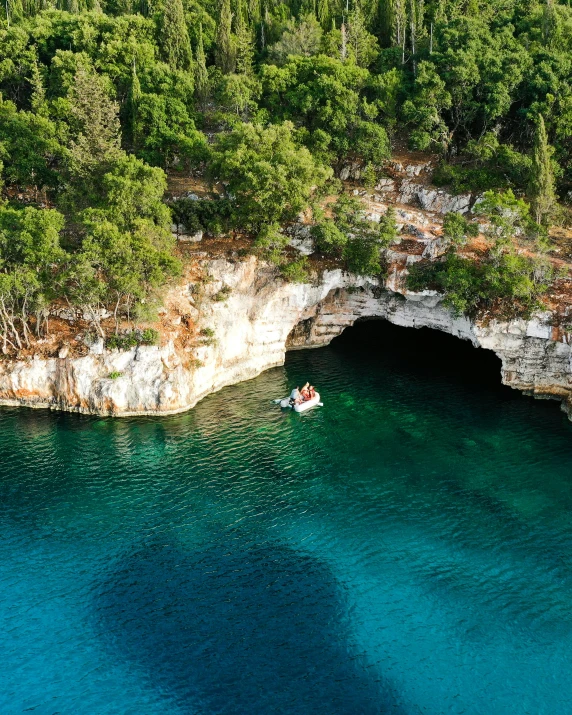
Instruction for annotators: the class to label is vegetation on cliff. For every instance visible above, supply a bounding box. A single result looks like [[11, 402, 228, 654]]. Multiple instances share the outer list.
[[1, 0, 571, 348]]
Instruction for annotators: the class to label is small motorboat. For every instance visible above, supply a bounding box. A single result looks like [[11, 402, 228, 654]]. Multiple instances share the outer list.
[[278, 392, 321, 412]]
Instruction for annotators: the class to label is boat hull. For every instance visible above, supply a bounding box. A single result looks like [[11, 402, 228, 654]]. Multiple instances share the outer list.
[[293, 392, 320, 412]]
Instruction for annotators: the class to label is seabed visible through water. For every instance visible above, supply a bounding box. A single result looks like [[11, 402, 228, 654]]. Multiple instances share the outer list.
[[1, 320, 572, 714]]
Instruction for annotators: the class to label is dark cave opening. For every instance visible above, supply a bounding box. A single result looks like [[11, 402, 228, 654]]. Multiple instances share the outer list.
[[331, 318, 510, 393]]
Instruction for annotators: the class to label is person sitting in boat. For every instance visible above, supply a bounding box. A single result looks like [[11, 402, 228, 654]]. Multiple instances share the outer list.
[[289, 386, 300, 405], [309, 386, 316, 399], [300, 384, 311, 401]]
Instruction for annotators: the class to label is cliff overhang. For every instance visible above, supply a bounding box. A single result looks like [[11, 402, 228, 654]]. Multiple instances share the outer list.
[[0, 255, 570, 420]]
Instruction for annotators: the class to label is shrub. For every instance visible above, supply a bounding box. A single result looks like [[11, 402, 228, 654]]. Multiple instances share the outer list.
[[170, 197, 235, 236], [311, 220, 346, 255], [344, 236, 381, 276], [407, 248, 553, 319], [108, 371, 123, 379], [281, 257, 310, 283], [106, 333, 139, 350], [106, 328, 159, 351], [200, 327, 215, 338], [442, 212, 479, 246], [378, 207, 399, 247], [254, 223, 289, 264], [140, 328, 160, 345], [213, 286, 232, 302]]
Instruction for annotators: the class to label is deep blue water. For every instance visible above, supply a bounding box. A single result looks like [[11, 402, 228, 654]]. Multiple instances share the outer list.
[[1, 320, 572, 714]]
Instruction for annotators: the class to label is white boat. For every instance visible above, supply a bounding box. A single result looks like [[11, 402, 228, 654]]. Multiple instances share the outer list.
[[278, 392, 321, 412], [294, 392, 321, 412]]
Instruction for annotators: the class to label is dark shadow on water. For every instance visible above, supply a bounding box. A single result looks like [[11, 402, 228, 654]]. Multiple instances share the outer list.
[[95, 535, 405, 714], [332, 318, 509, 390], [331, 318, 571, 421]]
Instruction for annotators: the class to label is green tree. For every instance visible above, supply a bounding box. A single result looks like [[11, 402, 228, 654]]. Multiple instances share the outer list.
[[268, 14, 323, 65], [208, 121, 332, 229], [215, 0, 236, 74], [347, 3, 380, 68], [378, 206, 399, 247], [0, 97, 63, 190], [0, 205, 65, 350], [161, 0, 193, 71], [194, 24, 210, 104], [530, 115, 557, 227], [234, 0, 254, 75], [442, 211, 479, 246], [128, 60, 142, 148], [67, 65, 122, 180], [311, 219, 347, 255]]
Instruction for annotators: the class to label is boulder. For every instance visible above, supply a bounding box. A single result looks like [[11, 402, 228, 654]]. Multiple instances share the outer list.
[[417, 187, 471, 214], [405, 163, 430, 177], [287, 223, 314, 255], [339, 162, 362, 181], [178, 229, 204, 243], [375, 178, 396, 192], [399, 180, 472, 214]]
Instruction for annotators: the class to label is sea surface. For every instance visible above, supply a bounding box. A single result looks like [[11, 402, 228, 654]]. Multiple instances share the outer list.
[[1, 320, 572, 714]]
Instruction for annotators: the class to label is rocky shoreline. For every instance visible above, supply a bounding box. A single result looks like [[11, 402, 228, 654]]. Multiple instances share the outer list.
[[0, 254, 570, 420]]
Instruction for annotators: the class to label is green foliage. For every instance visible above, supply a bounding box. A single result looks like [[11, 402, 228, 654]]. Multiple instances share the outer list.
[[268, 15, 323, 66], [253, 222, 289, 264], [215, 0, 235, 74], [213, 285, 231, 301], [0, 96, 64, 190], [260, 56, 390, 165], [141, 327, 159, 344], [106, 328, 159, 350], [209, 122, 331, 229], [161, 0, 193, 71], [281, 256, 310, 283], [171, 196, 234, 236], [473, 190, 544, 248], [311, 219, 346, 256], [0, 204, 65, 351], [344, 234, 382, 276], [2, 0, 571, 347], [530, 115, 557, 227], [314, 194, 385, 275], [378, 207, 399, 247], [108, 371, 123, 379], [407, 248, 554, 319], [442, 212, 479, 246]]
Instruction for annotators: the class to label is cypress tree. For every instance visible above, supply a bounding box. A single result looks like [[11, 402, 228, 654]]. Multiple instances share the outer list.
[[234, 0, 254, 74], [128, 59, 142, 147], [378, 0, 394, 46], [215, 0, 236, 73], [530, 115, 557, 227], [194, 23, 209, 104], [317, 0, 330, 29], [161, 0, 193, 71]]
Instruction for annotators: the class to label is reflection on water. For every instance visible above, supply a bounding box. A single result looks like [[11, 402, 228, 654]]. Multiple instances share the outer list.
[[1, 320, 572, 714]]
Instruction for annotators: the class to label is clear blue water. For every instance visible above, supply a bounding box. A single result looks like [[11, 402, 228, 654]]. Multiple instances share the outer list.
[[1, 320, 572, 714]]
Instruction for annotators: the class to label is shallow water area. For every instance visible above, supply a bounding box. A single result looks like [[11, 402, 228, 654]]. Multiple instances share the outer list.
[[1, 320, 572, 714]]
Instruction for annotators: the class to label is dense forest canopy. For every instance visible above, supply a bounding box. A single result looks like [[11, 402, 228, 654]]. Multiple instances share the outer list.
[[0, 0, 571, 347]]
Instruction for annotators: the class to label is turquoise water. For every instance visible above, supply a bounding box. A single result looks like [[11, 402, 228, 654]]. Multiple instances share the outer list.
[[1, 321, 572, 714]]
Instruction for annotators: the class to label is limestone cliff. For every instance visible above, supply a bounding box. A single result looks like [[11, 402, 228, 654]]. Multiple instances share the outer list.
[[0, 254, 570, 419]]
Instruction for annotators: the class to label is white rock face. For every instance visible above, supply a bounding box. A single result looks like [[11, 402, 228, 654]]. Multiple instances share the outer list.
[[178, 229, 203, 243], [0, 255, 571, 419], [286, 224, 314, 255], [399, 180, 471, 214], [339, 162, 362, 181], [375, 178, 396, 192]]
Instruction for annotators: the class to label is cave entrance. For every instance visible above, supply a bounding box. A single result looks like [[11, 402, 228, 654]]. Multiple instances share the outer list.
[[330, 318, 508, 393]]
